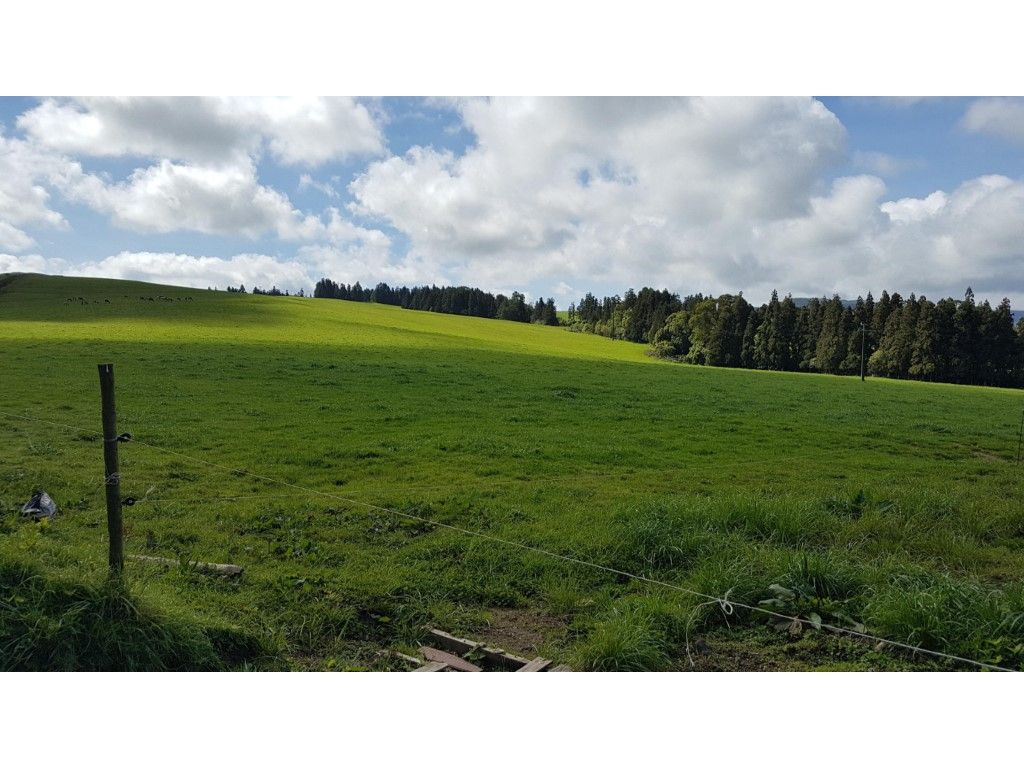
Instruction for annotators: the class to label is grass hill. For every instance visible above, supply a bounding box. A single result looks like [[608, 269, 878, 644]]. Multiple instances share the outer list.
[[2, 272, 1024, 670]]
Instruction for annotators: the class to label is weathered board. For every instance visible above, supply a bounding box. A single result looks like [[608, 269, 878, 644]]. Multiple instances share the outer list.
[[128, 554, 243, 576], [420, 646, 482, 672], [397, 628, 572, 672], [516, 657, 552, 672]]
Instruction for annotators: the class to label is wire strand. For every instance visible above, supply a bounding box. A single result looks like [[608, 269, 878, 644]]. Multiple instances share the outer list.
[[1, 408, 1014, 671], [125, 432, 1016, 672]]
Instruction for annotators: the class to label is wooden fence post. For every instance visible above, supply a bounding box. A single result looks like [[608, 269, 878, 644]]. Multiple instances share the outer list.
[[1017, 409, 1024, 463], [98, 363, 123, 574]]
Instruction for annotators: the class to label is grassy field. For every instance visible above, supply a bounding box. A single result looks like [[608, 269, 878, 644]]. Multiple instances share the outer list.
[[2, 272, 1024, 671]]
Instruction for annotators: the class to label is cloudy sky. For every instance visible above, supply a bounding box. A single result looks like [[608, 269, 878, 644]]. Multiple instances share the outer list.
[[2, 96, 1023, 306]]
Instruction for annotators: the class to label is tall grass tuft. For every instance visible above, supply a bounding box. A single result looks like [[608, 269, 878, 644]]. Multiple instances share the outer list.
[[614, 502, 723, 572], [0, 559, 267, 671], [865, 572, 1024, 668], [571, 602, 673, 671]]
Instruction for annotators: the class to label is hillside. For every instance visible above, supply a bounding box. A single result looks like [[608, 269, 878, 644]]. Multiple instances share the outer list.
[[2, 272, 1024, 670]]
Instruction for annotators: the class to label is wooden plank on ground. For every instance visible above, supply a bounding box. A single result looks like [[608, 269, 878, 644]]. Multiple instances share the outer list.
[[516, 657, 552, 672], [427, 629, 481, 655], [420, 646, 482, 672], [425, 627, 569, 671], [412, 661, 449, 672], [128, 554, 243, 576]]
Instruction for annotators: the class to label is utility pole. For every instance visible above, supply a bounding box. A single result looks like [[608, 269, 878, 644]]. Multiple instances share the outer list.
[[98, 363, 124, 575], [860, 323, 867, 382]]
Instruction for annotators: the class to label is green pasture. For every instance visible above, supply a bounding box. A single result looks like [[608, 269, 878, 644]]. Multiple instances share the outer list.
[[2, 272, 1023, 670]]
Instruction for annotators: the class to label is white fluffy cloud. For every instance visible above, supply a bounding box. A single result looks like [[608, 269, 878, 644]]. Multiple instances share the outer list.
[[5, 97, 1024, 306], [0, 222, 36, 252], [61, 159, 323, 240], [0, 243, 423, 295], [350, 97, 848, 294], [0, 132, 73, 249], [298, 243, 441, 288], [73, 251, 312, 291], [17, 97, 385, 165], [348, 97, 1024, 303], [0, 252, 68, 275], [354, 96, 846, 239], [9, 167, 1014, 304], [0, 149, 384, 247], [882, 176, 1024, 297], [961, 98, 1024, 144], [2, 104, 388, 247], [757, 173, 1024, 300]]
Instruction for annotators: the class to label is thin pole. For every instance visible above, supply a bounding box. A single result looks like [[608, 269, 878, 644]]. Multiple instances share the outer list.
[[1017, 409, 1024, 463], [860, 323, 866, 382], [98, 363, 123, 574]]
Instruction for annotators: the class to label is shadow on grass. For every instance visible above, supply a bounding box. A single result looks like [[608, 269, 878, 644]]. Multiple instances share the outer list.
[[0, 272, 288, 328], [0, 558, 271, 671]]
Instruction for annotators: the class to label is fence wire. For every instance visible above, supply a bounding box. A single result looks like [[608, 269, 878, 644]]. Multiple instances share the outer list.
[[0, 408, 1016, 672]]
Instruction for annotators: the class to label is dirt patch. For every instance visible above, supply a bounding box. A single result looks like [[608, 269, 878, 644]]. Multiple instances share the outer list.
[[685, 626, 946, 672], [686, 633, 808, 671], [477, 608, 566, 655]]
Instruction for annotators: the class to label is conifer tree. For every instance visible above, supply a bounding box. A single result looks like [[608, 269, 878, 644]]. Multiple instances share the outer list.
[[815, 296, 849, 374]]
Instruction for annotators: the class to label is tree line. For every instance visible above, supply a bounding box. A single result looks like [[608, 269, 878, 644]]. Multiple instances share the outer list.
[[568, 287, 1024, 388], [223, 284, 304, 296], [313, 278, 559, 325]]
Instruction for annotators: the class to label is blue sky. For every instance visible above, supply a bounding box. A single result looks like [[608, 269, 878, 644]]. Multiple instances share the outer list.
[[2, 96, 1023, 307], [819, 97, 1024, 199]]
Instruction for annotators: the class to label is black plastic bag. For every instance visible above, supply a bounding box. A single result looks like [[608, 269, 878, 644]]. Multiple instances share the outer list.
[[21, 491, 57, 520]]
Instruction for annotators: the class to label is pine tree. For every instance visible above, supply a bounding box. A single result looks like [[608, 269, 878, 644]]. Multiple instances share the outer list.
[[893, 294, 921, 377], [703, 294, 748, 367], [753, 290, 781, 370], [871, 290, 891, 344], [982, 297, 1017, 386], [952, 288, 979, 384], [840, 296, 867, 373], [909, 298, 939, 380], [779, 295, 799, 370], [815, 296, 849, 374], [544, 298, 558, 326], [796, 298, 823, 371], [741, 309, 760, 368]]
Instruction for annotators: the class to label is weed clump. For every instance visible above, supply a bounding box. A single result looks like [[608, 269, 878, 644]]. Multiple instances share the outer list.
[[571, 603, 673, 671]]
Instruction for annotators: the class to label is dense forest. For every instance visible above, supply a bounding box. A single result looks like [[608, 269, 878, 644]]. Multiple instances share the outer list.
[[567, 287, 1024, 388], [313, 278, 559, 325], [312, 274, 1022, 388]]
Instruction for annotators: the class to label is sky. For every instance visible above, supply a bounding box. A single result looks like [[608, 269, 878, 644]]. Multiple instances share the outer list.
[[2, 96, 1023, 307]]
